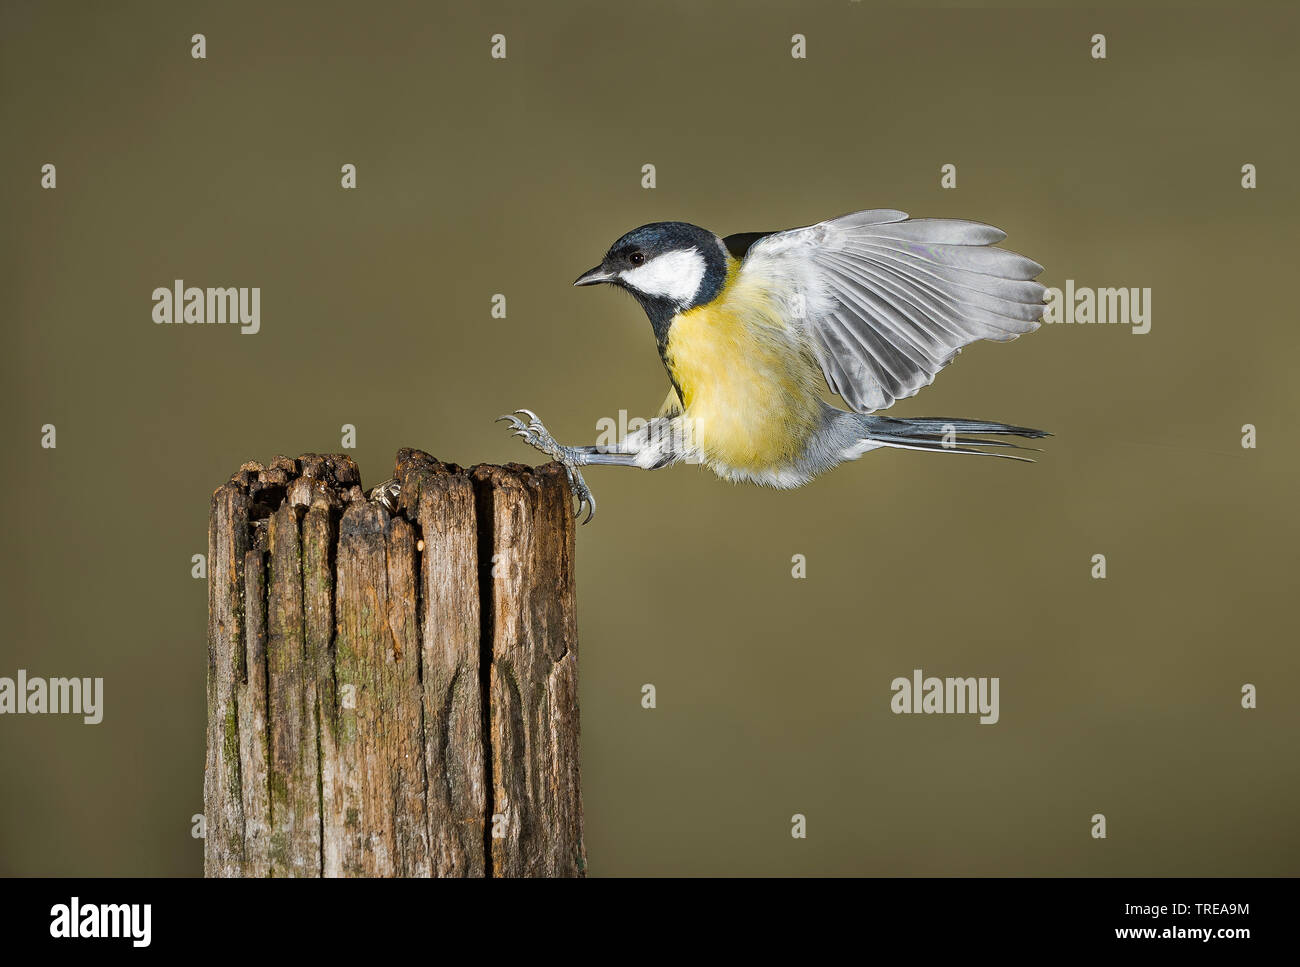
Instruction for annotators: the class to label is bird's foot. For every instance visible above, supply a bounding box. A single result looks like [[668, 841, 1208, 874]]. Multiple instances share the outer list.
[[497, 408, 597, 524], [369, 477, 401, 513]]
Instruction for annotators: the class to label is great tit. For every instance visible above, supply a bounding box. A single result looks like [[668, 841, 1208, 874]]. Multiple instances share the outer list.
[[367, 209, 1049, 520], [494, 209, 1049, 523]]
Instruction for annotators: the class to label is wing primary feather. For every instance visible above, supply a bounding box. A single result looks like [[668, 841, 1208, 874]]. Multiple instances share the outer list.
[[738, 210, 1046, 414], [861, 218, 1008, 245]]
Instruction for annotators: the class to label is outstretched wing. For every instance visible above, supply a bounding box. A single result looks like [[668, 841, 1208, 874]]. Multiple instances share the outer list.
[[732, 209, 1046, 413]]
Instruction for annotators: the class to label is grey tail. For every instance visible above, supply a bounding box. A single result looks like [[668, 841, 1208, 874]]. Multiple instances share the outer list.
[[863, 415, 1051, 463]]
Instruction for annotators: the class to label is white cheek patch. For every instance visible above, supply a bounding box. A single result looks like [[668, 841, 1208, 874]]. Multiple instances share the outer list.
[[620, 248, 706, 304]]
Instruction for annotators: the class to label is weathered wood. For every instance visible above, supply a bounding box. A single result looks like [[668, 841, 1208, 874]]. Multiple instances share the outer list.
[[301, 494, 336, 875], [266, 501, 320, 875], [205, 450, 583, 877], [473, 463, 585, 877], [204, 478, 249, 876], [405, 454, 486, 876], [236, 538, 270, 876], [328, 502, 429, 875]]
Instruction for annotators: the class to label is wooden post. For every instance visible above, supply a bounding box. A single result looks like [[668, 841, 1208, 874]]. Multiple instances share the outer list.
[[205, 449, 585, 877]]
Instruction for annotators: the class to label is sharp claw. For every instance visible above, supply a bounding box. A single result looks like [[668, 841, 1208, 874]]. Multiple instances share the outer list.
[[516, 408, 539, 421], [566, 471, 596, 525], [368, 478, 401, 514]]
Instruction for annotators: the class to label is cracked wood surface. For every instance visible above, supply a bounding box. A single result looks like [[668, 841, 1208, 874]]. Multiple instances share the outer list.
[[204, 450, 584, 877]]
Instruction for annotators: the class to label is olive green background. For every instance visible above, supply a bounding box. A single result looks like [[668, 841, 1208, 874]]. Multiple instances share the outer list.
[[2, 0, 1296, 876]]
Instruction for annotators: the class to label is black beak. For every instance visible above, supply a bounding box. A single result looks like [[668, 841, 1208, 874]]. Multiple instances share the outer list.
[[574, 265, 615, 287]]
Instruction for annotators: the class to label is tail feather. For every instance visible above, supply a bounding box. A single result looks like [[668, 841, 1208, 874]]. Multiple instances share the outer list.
[[880, 416, 1052, 439], [863, 415, 1050, 462]]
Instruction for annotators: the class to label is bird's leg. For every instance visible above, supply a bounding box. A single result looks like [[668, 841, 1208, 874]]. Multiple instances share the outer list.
[[369, 409, 668, 524], [498, 409, 688, 523], [497, 409, 609, 523]]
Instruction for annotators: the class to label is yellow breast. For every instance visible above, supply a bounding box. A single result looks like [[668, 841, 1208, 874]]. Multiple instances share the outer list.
[[664, 261, 823, 475]]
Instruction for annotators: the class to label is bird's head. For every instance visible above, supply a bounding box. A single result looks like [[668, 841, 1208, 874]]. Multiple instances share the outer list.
[[574, 222, 730, 317]]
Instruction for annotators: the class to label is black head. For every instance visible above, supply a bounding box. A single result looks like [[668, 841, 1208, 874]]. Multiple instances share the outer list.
[[574, 222, 730, 337]]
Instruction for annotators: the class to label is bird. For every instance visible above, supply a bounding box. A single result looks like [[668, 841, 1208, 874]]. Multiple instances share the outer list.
[[495, 209, 1050, 523], [368, 209, 1050, 521]]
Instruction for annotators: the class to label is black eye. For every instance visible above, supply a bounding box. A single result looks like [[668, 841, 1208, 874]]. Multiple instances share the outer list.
[[629, 251, 645, 266]]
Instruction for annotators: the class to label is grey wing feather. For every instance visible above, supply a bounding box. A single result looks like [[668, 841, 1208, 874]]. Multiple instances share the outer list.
[[741, 209, 1046, 413]]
